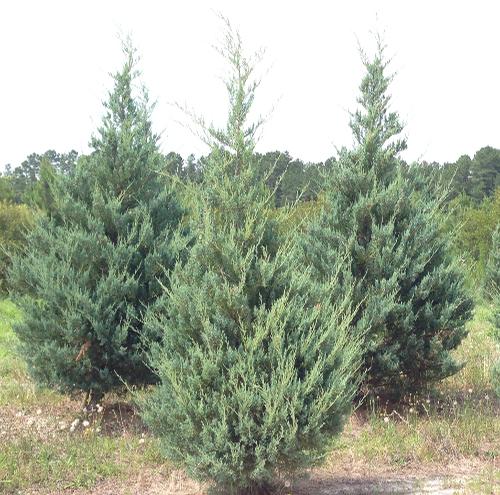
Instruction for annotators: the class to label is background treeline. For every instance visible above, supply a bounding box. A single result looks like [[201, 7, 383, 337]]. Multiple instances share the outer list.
[[3, 144, 498, 208], [2, 142, 499, 291]]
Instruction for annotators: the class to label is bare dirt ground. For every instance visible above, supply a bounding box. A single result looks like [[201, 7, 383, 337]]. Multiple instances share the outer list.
[[20, 469, 484, 495]]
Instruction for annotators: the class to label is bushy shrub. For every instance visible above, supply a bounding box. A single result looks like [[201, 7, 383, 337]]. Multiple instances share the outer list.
[[446, 189, 500, 286], [486, 226, 500, 396], [141, 24, 361, 494], [8, 42, 185, 403], [0, 201, 34, 293], [484, 224, 500, 298], [491, 292, 500, 397], [299, 41, 473, 395], [0, 176, 15, 203]]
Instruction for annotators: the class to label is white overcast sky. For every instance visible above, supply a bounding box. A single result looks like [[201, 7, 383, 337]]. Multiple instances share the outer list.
[[1, 0, 499, 170]]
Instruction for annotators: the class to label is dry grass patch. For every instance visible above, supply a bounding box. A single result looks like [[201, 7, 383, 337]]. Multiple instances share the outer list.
[[0, 430, 166, 494], [443, 303, 498, 393], [324, 305, 499, 484]]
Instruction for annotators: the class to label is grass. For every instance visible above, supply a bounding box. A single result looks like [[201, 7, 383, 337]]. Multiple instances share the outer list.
[[0, 299, 168, 494], [464, 467, 500, 494], [327, 303, 499, 478], [0, 299, 20, 375], [443, 302, 498, 392], [330, 397, 498, 468], [0, 298, 498, 493], [0, 433, 164, 492], [0, 299, 61, 408]]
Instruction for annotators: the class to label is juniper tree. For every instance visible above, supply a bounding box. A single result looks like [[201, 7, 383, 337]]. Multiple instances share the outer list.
[[141, 23, 361, 494], [300, 40, 473, 395], [9, 41, 185, 403]]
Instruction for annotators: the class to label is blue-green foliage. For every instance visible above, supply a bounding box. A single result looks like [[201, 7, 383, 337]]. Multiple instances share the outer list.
[[141, 24, 361, 494], [8, 42, 185, 400], [300, 41, 473, 394]]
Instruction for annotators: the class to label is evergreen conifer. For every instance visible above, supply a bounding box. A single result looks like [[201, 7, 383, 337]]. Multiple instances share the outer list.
[[9, 41, 185, 403], [300, 40, 473, 394], [141, 23, 361, 494]]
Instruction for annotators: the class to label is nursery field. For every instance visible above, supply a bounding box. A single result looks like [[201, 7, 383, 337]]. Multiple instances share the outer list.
[[0, 298, 498, 495]]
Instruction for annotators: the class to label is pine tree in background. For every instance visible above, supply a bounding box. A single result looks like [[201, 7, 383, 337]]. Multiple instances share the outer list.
[[30, 156, 60, 215], [9, 41, 185, 403], [141, 21, 361, 494], [300, 40, 473, 395]]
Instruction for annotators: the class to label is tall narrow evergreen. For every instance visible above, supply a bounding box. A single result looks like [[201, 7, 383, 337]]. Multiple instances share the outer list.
[[301, 41, 473, 394], [142, 23, 361, 494], [9, 42, 185, 402]]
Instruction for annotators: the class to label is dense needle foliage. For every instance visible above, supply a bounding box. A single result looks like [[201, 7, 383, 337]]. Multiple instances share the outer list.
[[8, 42, 185, 402], [300, 41, 473, 394], [142, 24, 361, 494]]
